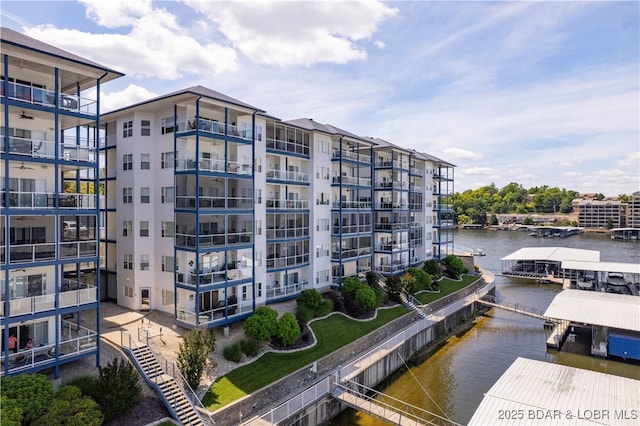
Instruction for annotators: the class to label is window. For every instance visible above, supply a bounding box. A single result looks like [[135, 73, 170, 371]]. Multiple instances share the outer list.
[[123, 120, 133, 138], [316, 166, 329, 180], [255, 251, 262, 267], [123, 220, 132, 237], [161, 255, 175, 272], [317, 218, 329, 231], [255, 189, 262, 204], [140, 187, 150, 203], [161, 186, 174, 203], [124, 286, 134, 297], [316, 192, 329, 205], [242, 285, 247, 301], [140, 220, 149, 237], [141, 120, 151, 136], [256, 220, 262, 236], [161, 221, 174, 237], [140, 153, 150, 169], [317, 140, 329, 154], [161, 152, 174, 169], [316, 269, 329, 284], [140, 254, 149, 270], [123, 253, 133, 270], [254, 157, 262, 172], [255, 125, 263, 141], [257, 282, 262, 298], [161, 116, 174, 134], [123, 187, 133, 204], [162, 289, 175, 306], [316, 245, 329, 258], [123, 154, 133, 170]]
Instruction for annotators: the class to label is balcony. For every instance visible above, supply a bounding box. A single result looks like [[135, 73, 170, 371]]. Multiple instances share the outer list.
[[1, 191, 97, 210], [332, 149, 372, 164], [332, 201, 372, 210], [266, 254, 309, 270], [376, 263, 408, 274], [176, 265, 252, 287], [266, 226, 309, 240], [176, 118, 252, 141], [266, 169, 309, 184], [266, 199, 309, 210], [2, 81, 97, 115], [410, 167, 423, 176], [266, 280, 309, 301], [266, 138, 310, 157], [375, 181, 409, 190], [8, 242, 56, 264], [175, 158, 252, 175], [0, 137, 96, 162], [1, 282, 97, 318], [332, 176, 372, 186], [374, 202, 409, 210], [175, 195, 253, 210], [374, 222, 411, 231], [175, 231, 252, 248], [59, 240, 98, 259], [332, 224, 372, 234], [0, 320, 97, 377], [375, 241, 408, 251], [331, 247, 371, 260], [177, 299, 252, 326]]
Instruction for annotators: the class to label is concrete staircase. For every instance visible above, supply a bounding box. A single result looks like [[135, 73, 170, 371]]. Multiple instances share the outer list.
[[125, 342, 209, 425], [399, 290, 429, 320]]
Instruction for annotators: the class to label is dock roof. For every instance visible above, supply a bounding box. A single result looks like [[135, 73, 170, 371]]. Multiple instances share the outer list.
[[501, 247, 600, 262], [543, 289, 640, 332], [561, 260, 640, 275], [468, 357, 640, 426]]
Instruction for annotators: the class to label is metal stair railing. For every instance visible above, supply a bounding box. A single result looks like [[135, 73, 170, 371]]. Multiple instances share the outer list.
[[121, 330, 211, 426], [139, 327, 215, 426]]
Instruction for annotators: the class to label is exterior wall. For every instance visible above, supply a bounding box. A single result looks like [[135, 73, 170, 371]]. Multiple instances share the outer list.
[[1, 29, 121, 377], [626, 191, 640, 228], [577, 199, 622, 229]]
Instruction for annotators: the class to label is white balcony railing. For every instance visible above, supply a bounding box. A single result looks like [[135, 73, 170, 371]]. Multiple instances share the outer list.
[[2, 81, 97, 115], [266, 169, 310, 183], [266, 280, 309, 300]]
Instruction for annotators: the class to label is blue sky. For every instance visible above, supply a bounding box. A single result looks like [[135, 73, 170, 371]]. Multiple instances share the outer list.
[[3, 0, 639, 196]]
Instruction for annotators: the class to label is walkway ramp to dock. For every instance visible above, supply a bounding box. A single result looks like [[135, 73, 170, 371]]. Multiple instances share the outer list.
[[333, 381, 462, 426], [478, 295, 559, 322]]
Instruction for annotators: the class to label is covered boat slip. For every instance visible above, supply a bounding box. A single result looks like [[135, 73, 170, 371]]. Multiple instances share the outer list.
[[501, 247, 600, 281], [610, 228, 640, 240], [468, 357, 640, 426], [561, 260, 640, 295], [543, 290, 640, 360]]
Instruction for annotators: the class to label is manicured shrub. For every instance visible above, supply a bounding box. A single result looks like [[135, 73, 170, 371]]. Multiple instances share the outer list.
[[342, 276, 361, 296], [400, 271, 417, 294], [295, 303, 315, 323], [223, 342, 242, 363], [95, 358, 142, 423], [297, 289, 323, 310], [384, 276, 403, 303], [0, 395, 22, 426], [244, 306, 279, 341], [423, 259, 442, 279], [278, 312, 301, 346], [443, 254, 467, 279], [37, 385, 103, 426], [240, 339, 261, 357], [67, 374, 99, 400], [409, 268, 432, 291], [316, 299, 334, 317], [0, 373, 54, 423], [356, 285, 377, 312], [177, 329, 215, 390]]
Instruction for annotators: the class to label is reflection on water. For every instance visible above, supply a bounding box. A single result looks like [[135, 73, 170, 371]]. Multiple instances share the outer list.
[[331, 230, 640, 425]]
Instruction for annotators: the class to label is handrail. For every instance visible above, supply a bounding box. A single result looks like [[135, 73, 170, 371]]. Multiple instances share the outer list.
[[139, 328, 215, 425]]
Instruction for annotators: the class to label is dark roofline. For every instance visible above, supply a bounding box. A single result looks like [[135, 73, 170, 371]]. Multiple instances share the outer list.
[[1, 27, 123, 78], [102, 85, 265, 117]]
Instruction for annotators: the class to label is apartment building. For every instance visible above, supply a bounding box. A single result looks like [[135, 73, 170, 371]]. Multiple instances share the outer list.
[[626, 191, 640, 228], [100, 88, 454, 330], [1, 27, 123, 377], [576, 198, 623, 229]]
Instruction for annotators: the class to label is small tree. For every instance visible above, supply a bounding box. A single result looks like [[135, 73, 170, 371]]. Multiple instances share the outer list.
[[278, 312, 301, 346], [400, 271, 417, 294], [177, 328, 215, 390], [384, 276, 403, 303], [356, 285, 377, 311], [409, 267, 432, 291], [95, 358, 142, 423], [422, 259, 442, 279], [244, 306, 278, 341], [0, 373, 54, 423], [38, 385, 104, 426], [442, 254, 468, 279], [342, 276, 361, 296]]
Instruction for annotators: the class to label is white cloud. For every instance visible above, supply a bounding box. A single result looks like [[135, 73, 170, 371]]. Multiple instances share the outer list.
[[80, 0, 152, 28], [184, 0, 398, 66], [101, 84, 158, 112], [374, 40, 386, 49], [442, 148, 483, 161], [617, 151, 640, 169]]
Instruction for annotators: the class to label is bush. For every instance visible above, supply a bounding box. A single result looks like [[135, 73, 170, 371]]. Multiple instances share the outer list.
[[423, 259, 442, 278], [67, 374, 99, 400], [409, 268, 432, 291], [442, 255, 468, 279], [297, 289, 323, 310], [277, 312, 301, 346], [223, 342, 242, 363], [240, 339, 261, 357], [342, 276, 361, 296], [95, 358, 142, 423], [375, 287, 387, 306], [317, 299, 334, 317], [365, 271, 378, 288], [37, 385, 103, 426], [0, 396, 22, 426], [295, 303, 315, 323], [330, 290, 344, 312], [244, 306, 278, 341], [0, 373, 54, 423], [355, 285, 377, 312], [385, 276, 403, 303], [400, 272, 417, 294], [177, 329, 215, 390]]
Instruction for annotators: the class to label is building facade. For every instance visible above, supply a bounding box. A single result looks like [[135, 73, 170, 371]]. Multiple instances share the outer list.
[[100, 88, 455, 329], [626, 191, 640, 228], [1, 27, 123, 377], [576, 198, 623, 229]]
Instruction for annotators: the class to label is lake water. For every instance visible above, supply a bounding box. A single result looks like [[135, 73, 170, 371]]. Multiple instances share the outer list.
[[332, 229, 640, 425]]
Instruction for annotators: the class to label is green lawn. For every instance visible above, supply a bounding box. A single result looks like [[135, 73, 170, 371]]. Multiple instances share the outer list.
[[413, 275, 480, 304], [202, 305, 408, 411]]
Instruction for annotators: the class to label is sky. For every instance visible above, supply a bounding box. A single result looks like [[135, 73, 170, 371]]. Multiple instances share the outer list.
[[2, 0, 639, 196]]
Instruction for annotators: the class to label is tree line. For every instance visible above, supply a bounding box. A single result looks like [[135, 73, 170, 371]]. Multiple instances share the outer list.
[[453, 182, 631, 225]]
